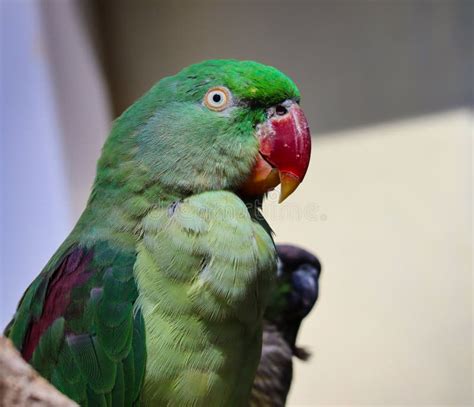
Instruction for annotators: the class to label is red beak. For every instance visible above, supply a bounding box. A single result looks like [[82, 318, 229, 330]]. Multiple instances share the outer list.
[[240, 101, 311, 203]]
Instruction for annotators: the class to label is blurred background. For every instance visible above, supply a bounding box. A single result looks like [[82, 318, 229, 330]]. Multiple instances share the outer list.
[[1, 0, 472, 405]]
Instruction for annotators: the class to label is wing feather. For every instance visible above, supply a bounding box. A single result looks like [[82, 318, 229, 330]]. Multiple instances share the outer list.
[[5, 241, 146, 405]]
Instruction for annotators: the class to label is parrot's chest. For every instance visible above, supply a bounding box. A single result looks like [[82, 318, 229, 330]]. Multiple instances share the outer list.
[[134, 191, 276, 405]]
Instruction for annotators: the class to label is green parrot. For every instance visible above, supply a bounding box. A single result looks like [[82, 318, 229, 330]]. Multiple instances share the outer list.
[[4, 60, 311, 406]]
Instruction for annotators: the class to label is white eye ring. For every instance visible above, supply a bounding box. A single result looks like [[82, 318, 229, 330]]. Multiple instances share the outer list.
[[203, 87, 232, 111]]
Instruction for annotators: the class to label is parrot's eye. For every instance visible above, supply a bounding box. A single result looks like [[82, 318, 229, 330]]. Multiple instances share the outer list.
[[203, 87, 232, 111]]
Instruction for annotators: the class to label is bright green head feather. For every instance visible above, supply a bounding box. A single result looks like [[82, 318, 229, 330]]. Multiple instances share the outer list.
[[94, 60, 300, 204]]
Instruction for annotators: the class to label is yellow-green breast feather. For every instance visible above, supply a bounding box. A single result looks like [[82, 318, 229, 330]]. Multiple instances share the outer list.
[[134, 191, 276, 406]]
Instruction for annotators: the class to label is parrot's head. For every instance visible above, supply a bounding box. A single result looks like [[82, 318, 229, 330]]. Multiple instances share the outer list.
[[99, 60, 311, 203], [264, 244, 321, 356]]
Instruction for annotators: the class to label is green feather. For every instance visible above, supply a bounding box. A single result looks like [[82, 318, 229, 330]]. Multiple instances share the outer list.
[[53, 343, 86, 404], [112, 362, 125, 406], [131, 311, 146, 402], [68, 334, 117, 394], [31, 318, 65, 378], [86, 387, 108, 407]]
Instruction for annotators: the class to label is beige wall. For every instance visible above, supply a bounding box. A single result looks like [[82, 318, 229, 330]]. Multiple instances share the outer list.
[[263, 109, 472, 406], [93, 0, 472, 134]]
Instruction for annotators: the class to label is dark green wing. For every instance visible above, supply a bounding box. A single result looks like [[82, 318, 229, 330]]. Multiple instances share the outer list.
[[5, 241, 146, 406]]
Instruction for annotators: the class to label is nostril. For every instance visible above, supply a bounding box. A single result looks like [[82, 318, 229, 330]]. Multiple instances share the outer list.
[[275, 105, 288, 116]]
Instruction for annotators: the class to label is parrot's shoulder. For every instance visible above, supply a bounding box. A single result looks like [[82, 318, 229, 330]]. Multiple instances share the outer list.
[[5, 240, 146, 406]]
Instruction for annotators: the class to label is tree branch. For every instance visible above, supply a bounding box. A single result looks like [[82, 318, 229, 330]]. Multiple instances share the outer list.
[[0, 337, 77, 406]]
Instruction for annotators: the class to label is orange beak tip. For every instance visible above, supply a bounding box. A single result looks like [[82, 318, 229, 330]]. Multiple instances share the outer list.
[[278, 172, 301, 203]]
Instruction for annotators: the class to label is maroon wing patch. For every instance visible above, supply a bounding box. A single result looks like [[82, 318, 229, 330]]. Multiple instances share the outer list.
[[22, 247, 94, 361]]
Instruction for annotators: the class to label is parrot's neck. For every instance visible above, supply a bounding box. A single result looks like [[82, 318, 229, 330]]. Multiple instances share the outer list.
[[74, 162, 269, 251], [74, 173, 181, 249]]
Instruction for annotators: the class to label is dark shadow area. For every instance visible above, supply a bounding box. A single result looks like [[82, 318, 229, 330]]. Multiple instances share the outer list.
[[93, 0, 473, 135]]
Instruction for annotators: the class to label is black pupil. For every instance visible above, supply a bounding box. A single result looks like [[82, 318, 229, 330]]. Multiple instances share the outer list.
[[276, 105, 288, 116], [212, 93, 222, 103]]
